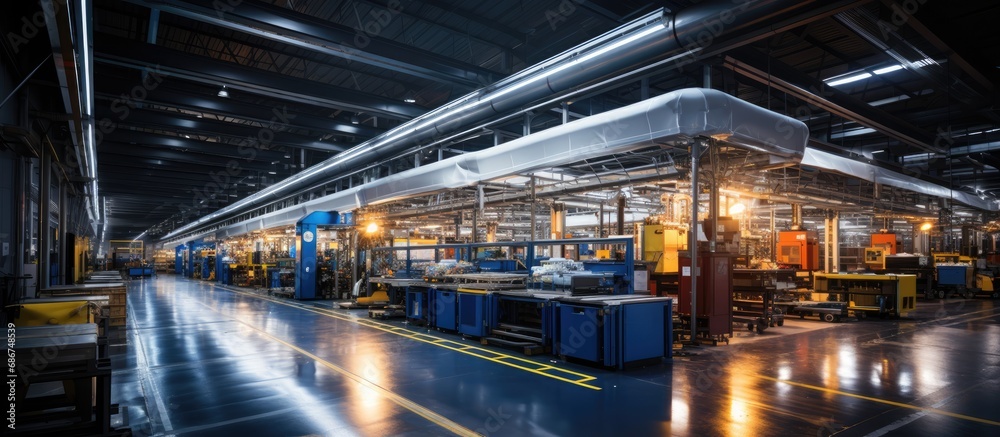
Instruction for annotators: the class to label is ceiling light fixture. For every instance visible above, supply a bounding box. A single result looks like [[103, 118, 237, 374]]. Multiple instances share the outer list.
[[351, 115, 360, 124], [872, 65, 903, 75], [217, 85, 229, 98], [825, 72, 872, 87]]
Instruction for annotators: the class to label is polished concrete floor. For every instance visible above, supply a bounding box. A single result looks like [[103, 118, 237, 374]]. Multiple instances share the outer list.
[[109, 275, 1000, 436]]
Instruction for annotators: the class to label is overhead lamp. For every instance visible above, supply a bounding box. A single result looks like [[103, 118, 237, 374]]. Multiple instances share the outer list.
[[825, 72, 872, 87], [217, 85, 229, 98], [920, 222, 933, 231], [351, 115, 360, 124], [728, 202, 746, 216], [366, 222, 379, 234], [873, 65, 903, 75]]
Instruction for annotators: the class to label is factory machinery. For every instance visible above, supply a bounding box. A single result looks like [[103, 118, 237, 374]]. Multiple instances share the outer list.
[[864, 231, 998, 299], [367, 237, 673, 370]]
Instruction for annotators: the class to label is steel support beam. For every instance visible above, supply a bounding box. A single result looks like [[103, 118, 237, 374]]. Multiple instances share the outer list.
[[723, 49, 943, 154], [94, 34, 424, 120], [94, 79, 384, 138], [122, 0, 496, 87], [98, 147, 277, 171], [95, 107, 347, 153], [101, 131, 288, 161]]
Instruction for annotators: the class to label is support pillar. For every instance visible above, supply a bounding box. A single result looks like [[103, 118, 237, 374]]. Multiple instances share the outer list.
[[831, 212, 839, 272], [39, 148, 50, 291], [175, 244, 185, 274], [617, 196, 626, 236], [529, 175, 536, 241], [187, 241, 197, 278], [295, 211, 339, 299], [550, 203, 565, 258], [688, 140, 702, 343]]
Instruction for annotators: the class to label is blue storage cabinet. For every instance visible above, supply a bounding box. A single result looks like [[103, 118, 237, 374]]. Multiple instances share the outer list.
[[406, 286, 434, 326], [434, 289, 458, 331], [458, 291, 490, 337], [557, 305, 605, 363], [555, 297, 672, 369], [936, 265, 967, 286]]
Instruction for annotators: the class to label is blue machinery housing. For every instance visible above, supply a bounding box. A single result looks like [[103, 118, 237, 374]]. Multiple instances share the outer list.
[[376, 237, 673, 369]]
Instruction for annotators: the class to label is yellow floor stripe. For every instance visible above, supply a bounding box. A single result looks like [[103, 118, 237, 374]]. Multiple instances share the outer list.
[[758, 375, 1000, 426], [221, 287, 602, 390], [195, 301, 479, 437]]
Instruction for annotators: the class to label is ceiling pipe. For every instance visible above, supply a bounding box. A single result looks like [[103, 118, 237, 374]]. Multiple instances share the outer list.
[[160, 88, 809, 245], [43, 0, 100, 227], [161, 0, 842, 242]]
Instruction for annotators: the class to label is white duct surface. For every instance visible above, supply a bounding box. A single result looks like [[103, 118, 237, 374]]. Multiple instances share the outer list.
[[171, 88, 808, 244], [801, 147, 998, 211]]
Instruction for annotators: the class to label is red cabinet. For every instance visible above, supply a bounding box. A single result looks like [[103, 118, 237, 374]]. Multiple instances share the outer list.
[[678, 252, 733, 337]]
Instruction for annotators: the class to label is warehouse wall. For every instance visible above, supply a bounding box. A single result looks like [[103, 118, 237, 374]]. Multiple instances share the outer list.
[[1, 51, 16, 276]]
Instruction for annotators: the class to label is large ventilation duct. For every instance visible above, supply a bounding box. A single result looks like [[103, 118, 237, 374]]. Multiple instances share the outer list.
[[161, 0, 838, 241], [163, 88, 810, 245], [801, 148, 999, 211]]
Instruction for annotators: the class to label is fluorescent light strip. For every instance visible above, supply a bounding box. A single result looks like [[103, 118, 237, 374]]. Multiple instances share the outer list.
[[825, 59, 936, 87], [825, 72, 872, 86], [872, 65, 903, 75]]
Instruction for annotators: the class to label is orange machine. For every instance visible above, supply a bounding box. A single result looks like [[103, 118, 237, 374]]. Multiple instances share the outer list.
[[776, 230, 819, 270], [871, 233, 898, 255]]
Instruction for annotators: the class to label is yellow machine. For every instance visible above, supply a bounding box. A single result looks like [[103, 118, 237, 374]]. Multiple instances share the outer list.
[[355, 290, 390, 305], [643, 224, 687, 274], [864, 247, 887, 270], [976, 274, 997, 298], [813, 272, 917, 318], [932, 252, 973, 265]]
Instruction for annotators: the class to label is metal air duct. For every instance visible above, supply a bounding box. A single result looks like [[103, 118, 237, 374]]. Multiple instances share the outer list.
[[163, 88, 810, 245], [801, 147, 999, 211], [161, 0, 835, 241]]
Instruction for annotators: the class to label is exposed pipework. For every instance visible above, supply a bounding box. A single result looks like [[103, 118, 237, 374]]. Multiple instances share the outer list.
[[161, 0, 832, 241], [161, 88, 809, 245], [42, 0, 100, 230], [790, 204, 803, 230]]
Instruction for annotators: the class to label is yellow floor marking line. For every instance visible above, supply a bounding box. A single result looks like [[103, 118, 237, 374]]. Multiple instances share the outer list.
[[194, 301, 478, 437], [220, 287, 602, 390], [758, 375, 1000, 426]]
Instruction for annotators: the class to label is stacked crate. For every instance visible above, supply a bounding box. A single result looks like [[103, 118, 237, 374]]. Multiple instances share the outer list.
[[108, 288, 127, 327]]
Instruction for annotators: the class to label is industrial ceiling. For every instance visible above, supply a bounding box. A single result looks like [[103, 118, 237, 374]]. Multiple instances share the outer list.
[[8, 0, 999, 242]]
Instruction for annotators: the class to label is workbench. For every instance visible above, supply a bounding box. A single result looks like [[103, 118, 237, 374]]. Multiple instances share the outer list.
[[10, 324, 114, 435]]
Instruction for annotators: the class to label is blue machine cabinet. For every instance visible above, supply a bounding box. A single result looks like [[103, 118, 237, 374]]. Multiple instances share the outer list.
[[406, 286, 434, 326], [457, 291, 490, 337], [434, 289, 458, 331], [555, 296, 673, 369]]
